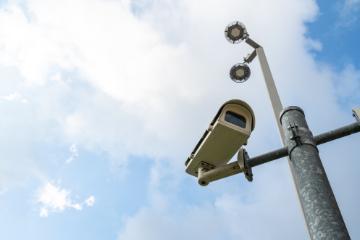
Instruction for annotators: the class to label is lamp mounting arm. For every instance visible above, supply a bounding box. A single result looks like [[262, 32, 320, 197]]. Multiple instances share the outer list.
[[245, 37, 261, 49]]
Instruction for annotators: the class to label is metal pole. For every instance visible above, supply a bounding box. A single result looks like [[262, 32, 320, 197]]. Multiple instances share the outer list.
[[280, 106, 350, 239], [227, 25, 351, 238], [314, 121, 360, 145], [255, 47, 285, 141], [255, 45, 350, 239]]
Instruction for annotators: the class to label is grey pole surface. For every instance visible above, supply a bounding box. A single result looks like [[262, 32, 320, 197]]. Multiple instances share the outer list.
[[280, 106, 350, 239], [255, 47, 285, 141], [227, 24, 351, 238], [254, 45, 350, 239]]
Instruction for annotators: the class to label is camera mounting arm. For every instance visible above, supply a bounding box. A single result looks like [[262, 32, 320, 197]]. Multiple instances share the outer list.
[[196, 116, 360, 186]]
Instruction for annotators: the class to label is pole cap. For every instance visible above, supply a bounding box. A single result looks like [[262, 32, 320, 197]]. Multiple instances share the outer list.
[[279, 106, 304, 125]]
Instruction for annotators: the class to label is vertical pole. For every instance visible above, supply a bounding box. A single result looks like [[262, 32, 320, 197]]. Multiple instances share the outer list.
[[256, 47, 285, 142], [280, 106, 350, 239], [247, 37, 349, 238]]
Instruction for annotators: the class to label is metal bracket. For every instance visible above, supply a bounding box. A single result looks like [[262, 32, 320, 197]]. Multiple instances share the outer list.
[[353, 108, 360, 122], [192, 119, 360, 186], [288, 123, 302, 146], [244, 50, 257, 63], [197, 162, 216, 186], [245, 37, 261, 49], [237, 149, 253, 182], [287, 122, 317, 155], [197, 161, 215, 173]]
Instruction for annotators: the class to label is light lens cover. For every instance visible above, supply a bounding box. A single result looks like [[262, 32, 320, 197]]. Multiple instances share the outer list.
[[230, 63, 251, 83], [225, 21, 248, 44]]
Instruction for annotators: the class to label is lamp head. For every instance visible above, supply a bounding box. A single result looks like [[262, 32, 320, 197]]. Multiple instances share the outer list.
[[230, 63, 251, 83], [225, 21, 248, 44]]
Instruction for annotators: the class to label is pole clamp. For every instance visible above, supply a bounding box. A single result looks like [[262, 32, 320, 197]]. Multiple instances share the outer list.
[[287, 122, 317, 155]]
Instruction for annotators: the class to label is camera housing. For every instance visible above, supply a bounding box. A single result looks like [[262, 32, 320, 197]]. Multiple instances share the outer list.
[[185, 99, 255, 177]]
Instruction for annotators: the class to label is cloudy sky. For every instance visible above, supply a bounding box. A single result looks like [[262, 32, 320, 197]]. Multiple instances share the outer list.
[[0, 0, 359, 239]]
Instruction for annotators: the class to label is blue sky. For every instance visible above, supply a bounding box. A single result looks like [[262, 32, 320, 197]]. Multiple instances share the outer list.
[[308, 0, 360, 69], [0, 0, 359, 239]]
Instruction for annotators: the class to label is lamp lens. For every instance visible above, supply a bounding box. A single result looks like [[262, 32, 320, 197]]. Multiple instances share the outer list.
[[235, 68, 245, 78], [230, 63, 251, 83], [230, 28, 241, 38], [225, 21, 247, 43]]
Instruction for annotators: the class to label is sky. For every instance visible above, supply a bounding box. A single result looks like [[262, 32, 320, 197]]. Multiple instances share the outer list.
[[0, 0, 359, 239]]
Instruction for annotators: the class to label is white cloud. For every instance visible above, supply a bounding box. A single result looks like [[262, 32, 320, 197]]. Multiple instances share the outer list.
[[0, 92, 27, 103], [343, 0, 360, 12], [65, 143, 79, 164], [0, 187, 8, 195], [0, 0, 359, 238], [333, 64, 360, 106], [0, 0, 326, 165], [85, 195, 96, 207], [337, 0, 360, 26], [39, 207, 49, 218], [304, 38, 322, 52], [37, 182, 94, 218], [118, 163, 307, 240]]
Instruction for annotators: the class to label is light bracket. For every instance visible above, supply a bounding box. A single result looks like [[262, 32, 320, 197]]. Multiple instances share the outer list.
[[353, 108, 360, 122]]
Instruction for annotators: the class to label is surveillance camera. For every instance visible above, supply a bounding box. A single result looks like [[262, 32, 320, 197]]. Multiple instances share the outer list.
[[185, 99, 255, 177]]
